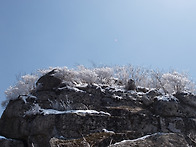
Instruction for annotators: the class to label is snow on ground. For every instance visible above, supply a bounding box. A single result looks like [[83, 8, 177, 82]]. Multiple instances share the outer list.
[[106, 85, 125, 93], [156, 94, 178, 102], [0, 136, 6, 139], [58, 86, 86, 93], [75, 83, 88, 88], [102, 129, 115, 134], [25, 104, 111, 116], [19, 94, 37, 104], [112, 94, 123, 100], [93, 83, 106, 93], [113, 132, 172, 145], [42, 109, 111, 116]]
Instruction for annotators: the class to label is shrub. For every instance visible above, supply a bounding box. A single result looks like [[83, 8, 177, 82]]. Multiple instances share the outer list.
[[3, 74, 39, 106], [4, 74, 38, 100], [161, 71, 195, 94], [3, 65, 196, 106]]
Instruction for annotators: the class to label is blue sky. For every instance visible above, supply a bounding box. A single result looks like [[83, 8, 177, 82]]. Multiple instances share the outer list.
[[0, 0, 196, 115]]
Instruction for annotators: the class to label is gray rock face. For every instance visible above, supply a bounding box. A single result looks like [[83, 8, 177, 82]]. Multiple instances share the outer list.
[[0, 138, 24, 147], [109, 133, 189, 147], [125, 79, 136, 90], [1, 71, 196, 147], [36, 69, 62, 91]]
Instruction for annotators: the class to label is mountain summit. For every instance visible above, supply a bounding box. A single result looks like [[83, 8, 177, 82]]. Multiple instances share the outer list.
[[0, 66, 196, 147]]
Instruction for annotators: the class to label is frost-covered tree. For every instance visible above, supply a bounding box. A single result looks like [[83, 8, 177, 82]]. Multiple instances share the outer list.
[[161, 71, 195, 94], [3, 74, 39, 106], [2, 65, 196, 106]]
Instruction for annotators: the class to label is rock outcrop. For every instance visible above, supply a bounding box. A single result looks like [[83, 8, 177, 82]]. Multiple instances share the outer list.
[[0, 138, 24, 147], [0, 70, 196, 147]]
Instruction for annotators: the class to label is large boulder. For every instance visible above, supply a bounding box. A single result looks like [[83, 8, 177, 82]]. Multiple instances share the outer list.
[[36, 69, 62, 91], [125, 79, 136, 90], [0, 138, 24, 147], [1, 71, 196, 146]]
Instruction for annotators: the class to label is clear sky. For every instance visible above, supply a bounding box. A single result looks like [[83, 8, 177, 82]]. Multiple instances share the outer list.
[[0, 0, 196, 115]]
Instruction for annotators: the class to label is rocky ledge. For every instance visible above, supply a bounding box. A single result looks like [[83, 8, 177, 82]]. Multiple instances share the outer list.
[[1, 70, 196, 147]]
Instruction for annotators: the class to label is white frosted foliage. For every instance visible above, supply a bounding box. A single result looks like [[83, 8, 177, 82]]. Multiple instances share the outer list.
[[3, 66, 196, 105], [5, 74, 39, 101], [161, 71, 195, 94]]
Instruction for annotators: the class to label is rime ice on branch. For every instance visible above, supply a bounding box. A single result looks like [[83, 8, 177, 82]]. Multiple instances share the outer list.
[[3, 65, 196, 105]]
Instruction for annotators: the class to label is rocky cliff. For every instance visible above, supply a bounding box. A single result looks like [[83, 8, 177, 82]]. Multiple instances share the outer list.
[[1, 69, 196, 147]]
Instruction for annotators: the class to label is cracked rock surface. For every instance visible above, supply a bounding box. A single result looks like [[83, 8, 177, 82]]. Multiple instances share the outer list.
[[0, 71, 196, 147]]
